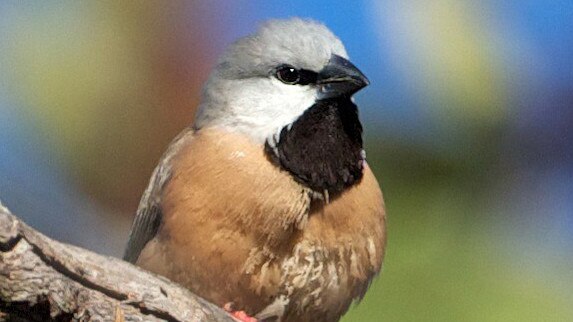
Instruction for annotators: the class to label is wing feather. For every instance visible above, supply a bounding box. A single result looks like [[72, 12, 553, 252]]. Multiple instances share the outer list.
[[123, 128, 194, 262]]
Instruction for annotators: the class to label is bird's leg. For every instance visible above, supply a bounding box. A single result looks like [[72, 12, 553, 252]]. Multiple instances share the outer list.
[[223, 302, 258, 322]]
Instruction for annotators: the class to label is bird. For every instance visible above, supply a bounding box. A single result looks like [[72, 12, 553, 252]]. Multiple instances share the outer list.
[[123, 18, 386, 322]]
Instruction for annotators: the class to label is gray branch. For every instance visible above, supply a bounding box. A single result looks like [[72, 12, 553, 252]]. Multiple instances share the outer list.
[[0, 201, 234, 322]]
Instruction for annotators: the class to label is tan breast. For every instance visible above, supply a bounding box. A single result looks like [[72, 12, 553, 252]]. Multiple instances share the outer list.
[[136, 127, 386, 321]]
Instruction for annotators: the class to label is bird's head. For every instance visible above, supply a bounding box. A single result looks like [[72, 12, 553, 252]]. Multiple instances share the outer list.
[[195, 18, 368, 142], [195, 18, 370, 194]]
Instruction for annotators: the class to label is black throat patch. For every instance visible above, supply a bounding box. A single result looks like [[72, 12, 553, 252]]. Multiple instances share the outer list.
[[265, 97, 364, 194]]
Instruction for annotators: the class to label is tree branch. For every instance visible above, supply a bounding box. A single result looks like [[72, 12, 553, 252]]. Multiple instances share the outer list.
[[0, 201, 234, 322]]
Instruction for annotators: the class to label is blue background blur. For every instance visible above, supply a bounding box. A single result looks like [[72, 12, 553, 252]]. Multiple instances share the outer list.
[[1, 1, 572, 321]]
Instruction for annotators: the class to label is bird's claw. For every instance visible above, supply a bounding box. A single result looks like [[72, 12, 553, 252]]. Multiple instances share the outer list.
[[223, 302, 258, 322]]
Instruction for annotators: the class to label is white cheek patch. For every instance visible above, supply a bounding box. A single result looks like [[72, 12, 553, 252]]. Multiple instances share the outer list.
[[214, 78, 317, 144]]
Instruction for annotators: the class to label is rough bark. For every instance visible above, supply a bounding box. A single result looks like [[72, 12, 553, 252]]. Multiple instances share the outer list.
[[0, 201, 234, 322]]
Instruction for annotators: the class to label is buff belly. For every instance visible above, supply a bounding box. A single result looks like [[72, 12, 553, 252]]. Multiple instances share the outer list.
[[136, 128, 386, 321]]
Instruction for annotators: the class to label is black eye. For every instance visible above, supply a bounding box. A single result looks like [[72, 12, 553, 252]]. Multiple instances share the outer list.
[[275, 65, 300, 84]]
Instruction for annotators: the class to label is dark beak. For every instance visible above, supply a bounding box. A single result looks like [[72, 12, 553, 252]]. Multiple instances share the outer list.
[[317, 54, 370, 100]]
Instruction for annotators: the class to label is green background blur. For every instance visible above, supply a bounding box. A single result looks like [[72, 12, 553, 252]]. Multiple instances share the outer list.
[[1, 2, 572, 321]]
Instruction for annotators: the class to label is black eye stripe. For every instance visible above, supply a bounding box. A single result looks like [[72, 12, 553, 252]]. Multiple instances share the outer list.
[[298, 69, 318, 85], [274, 65, 318, 86]]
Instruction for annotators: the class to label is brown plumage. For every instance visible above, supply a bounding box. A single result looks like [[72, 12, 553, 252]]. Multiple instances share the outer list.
[[124, 18, 387, 322], [136, 128, 385, 321]]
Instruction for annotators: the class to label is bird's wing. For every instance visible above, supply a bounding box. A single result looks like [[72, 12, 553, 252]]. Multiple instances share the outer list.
[[123, 128, 194, 263]]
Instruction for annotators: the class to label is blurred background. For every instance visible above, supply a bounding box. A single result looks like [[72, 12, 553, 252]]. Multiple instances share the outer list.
[[1, 1, 572, 321]]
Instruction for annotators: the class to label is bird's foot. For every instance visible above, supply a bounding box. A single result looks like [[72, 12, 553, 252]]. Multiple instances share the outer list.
[[230, 311, 258, 322], [223, 302, 258, 322]]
